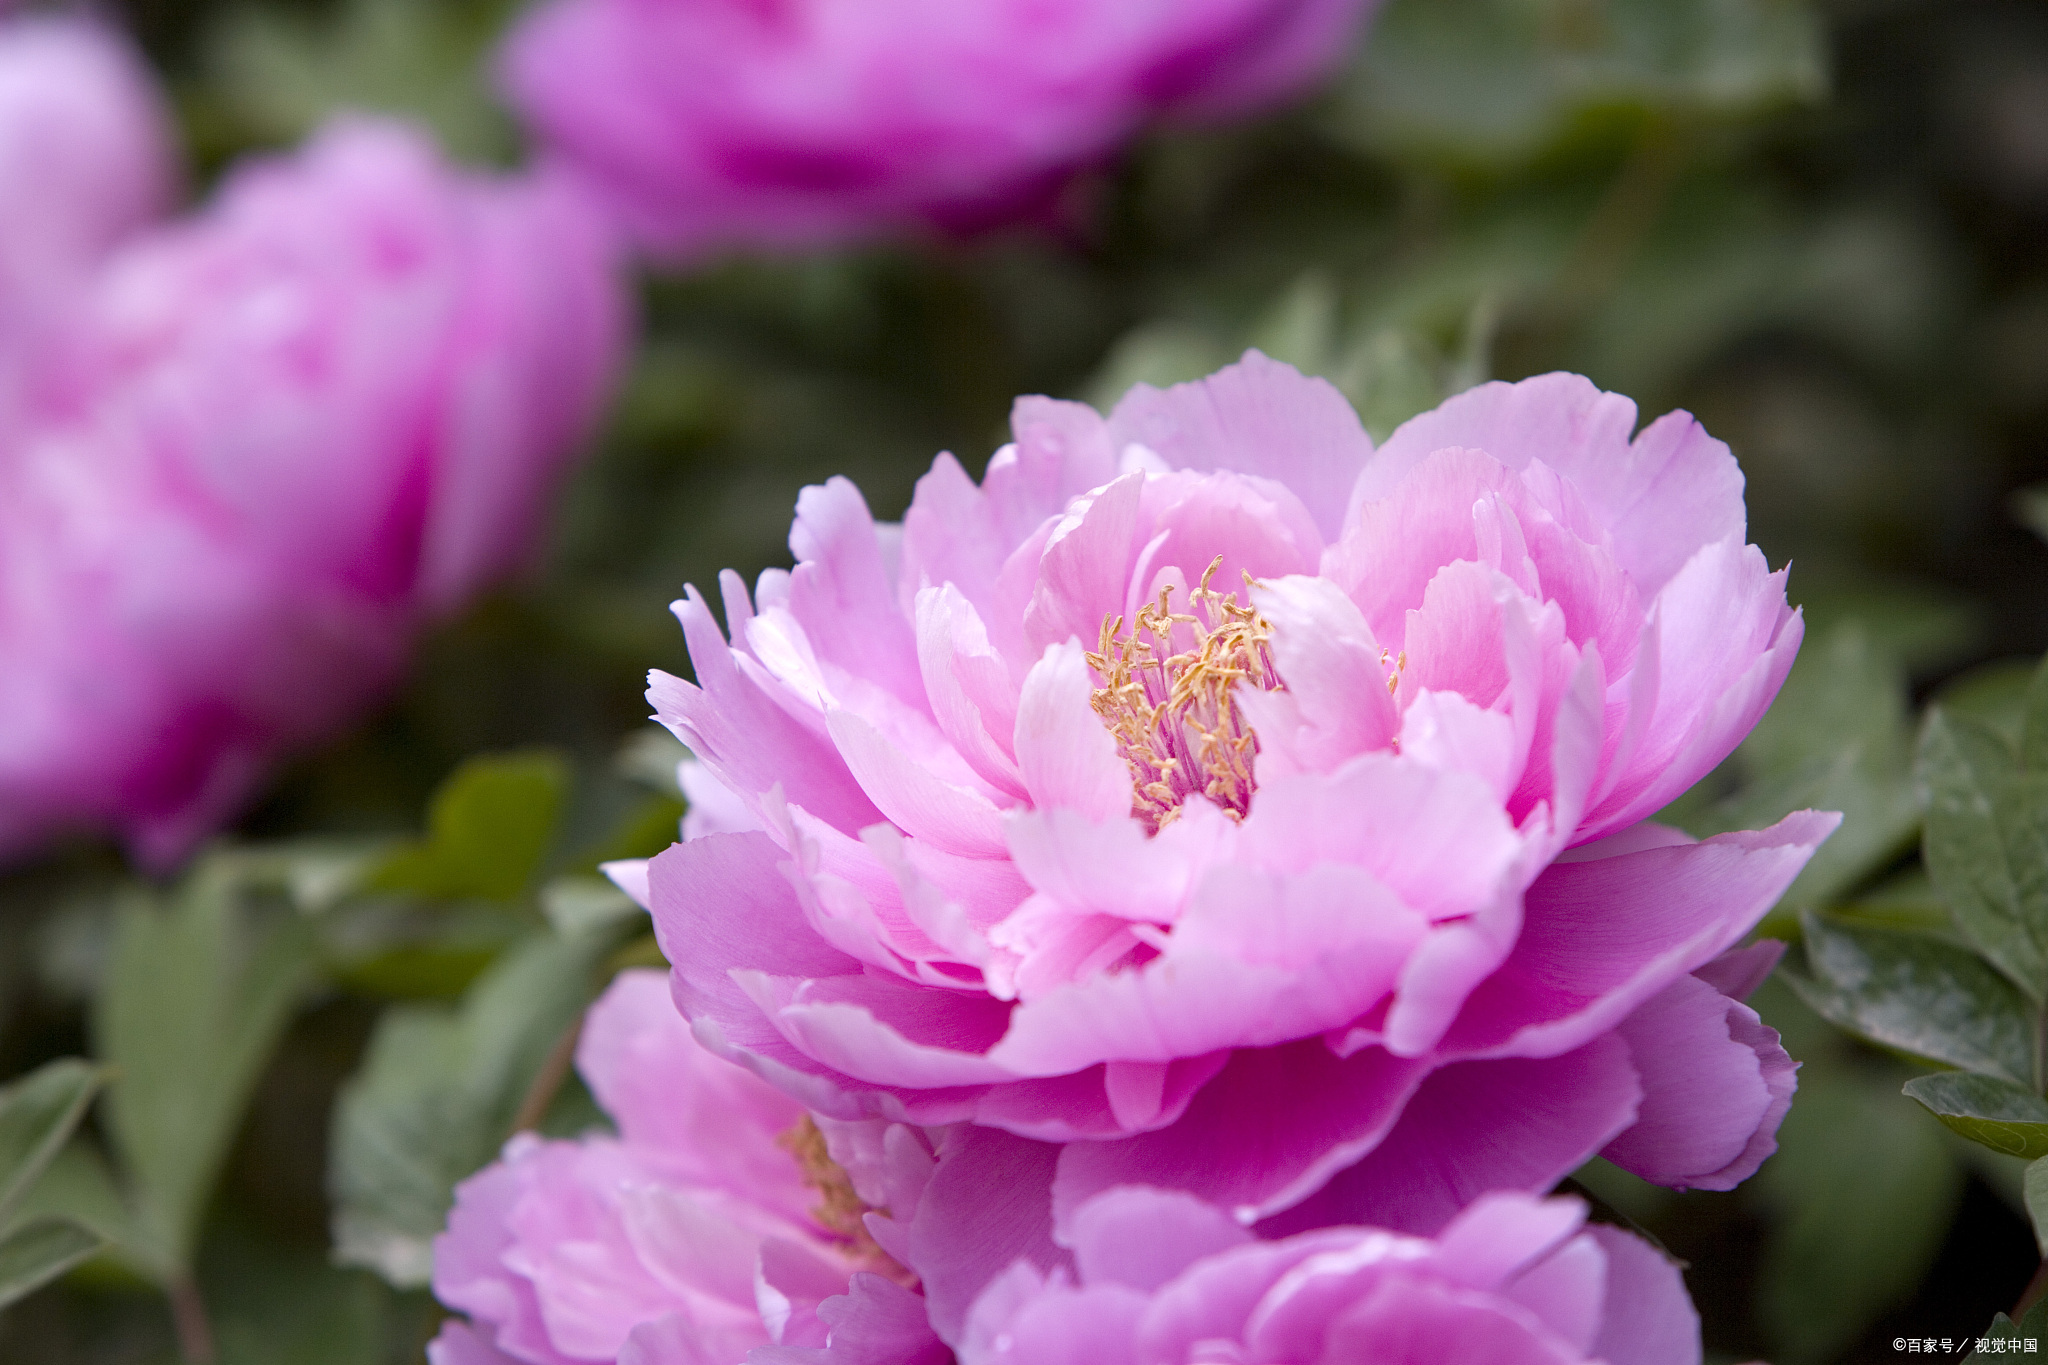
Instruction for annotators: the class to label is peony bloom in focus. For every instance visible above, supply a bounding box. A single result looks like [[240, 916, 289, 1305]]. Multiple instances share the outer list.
[[430, 970, 948, 1365], [621, 354, 1832, 1284], [0, 117, 625, 869], [956, 1187, 1699, 1365], [499, 0, 1380, 259]]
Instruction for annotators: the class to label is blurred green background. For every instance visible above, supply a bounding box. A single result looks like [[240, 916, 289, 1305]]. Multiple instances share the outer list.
[[4, 0, 2048, 1360]]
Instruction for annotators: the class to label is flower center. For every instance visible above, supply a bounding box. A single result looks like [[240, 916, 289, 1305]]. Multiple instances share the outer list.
[[1087, 556, 1282, 833], [777, 1115, 914, 1284]]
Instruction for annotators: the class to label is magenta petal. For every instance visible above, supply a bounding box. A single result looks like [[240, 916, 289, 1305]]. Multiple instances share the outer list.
[[914, 585, 1027, 798], [1259, 1035, 1641, 1237], [1021, 471, 1144, 657], [425, 1322, 526, 1365], [786, 477, 927, 713], [740, 969, 1015, 1089], [1013, 642, 1131, 822], [826, 708, 1010, 857], [576, 970, 808, 1202], [656, 588, 882, 837], [1368, 373, 1742, 598], [762, 1274, 953, 1365], [909, 1126, 1065, 1346], [1317, 1277, 1583, 1365], [1105, 350, 1373, 541], [1585, 1225, 1703, 1365], [1435, 811, 1837, 1060], [1602, 973, 1796, 1191], [1054, 1040, 1434, 1227], [1692, 940, 1786, 1001], [1061, 1186, 1252, 1292]]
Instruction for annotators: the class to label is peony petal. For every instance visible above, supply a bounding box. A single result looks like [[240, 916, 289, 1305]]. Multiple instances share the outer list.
[[1013, 641, 1131, 822], [910, 1126, 1066, 1346], [425, 1322, 527, 1365], [1367, 373, 1741, 597], [786, 478, 926, 713], [1238, 574, 1399, 778], [1433, 810, 1838, 1060], [1054, 1040, 1435, 1228], [1585, 1225, 1703, 1365], [990, 862, 1425, 1075], [1021, 471, 1144, 657], [575, 970, 808, 1206], [914, 585, 1028, 799], [1105, 351, 1373, 541], [1062, 1186, 1252, 1292], [1235, 756, 1521, 921], [1602, 973, 1796, 1191], [825, 708, 1010, 857], [1258, 1035, 1641, 1237], [656, 588, 882, 836], [1311, 1277, 1583, 1365]]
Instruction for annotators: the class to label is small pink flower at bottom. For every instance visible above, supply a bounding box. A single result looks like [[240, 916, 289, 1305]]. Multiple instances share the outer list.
[[429, 970, 947, 1365], [958, 1187, 1698, 1365]]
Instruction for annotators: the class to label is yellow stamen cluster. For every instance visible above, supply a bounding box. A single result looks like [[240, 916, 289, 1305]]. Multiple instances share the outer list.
[[1086, 556, 1282, 833], [777, 1116, 915, 1285]]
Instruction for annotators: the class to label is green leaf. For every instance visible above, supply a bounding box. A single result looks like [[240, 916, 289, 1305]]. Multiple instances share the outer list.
[[1788, 912, 2036, 1087], [1967, 1290, 2048, 1360], [7, 1141, 148, 1284], [93, 873, 319, 1276], [0, 1217, 103, 1311], [2024, 1156, 2048, 1258], [1326, 0, 1828, 168], [2020, 653, 2048, 776], [1903, 1072, 2048, 1159], [369, 751, 571, 903], [328, 932, 607, 1287], [0, 1059, 104, 1229], [202, 0, 517, 163], [1756, 1051, 1963, 1365], [2015, 483, 2048, 550], [1918, 708, 2048, 1000]]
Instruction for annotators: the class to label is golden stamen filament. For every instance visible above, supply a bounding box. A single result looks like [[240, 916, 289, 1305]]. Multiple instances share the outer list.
[[1085, 555, 1283, 832]]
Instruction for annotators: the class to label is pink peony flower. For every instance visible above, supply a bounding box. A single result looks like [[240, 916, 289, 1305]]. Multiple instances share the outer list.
[[498, 0, 1380, 259], [0, 117, 625, 869], [0, 15, 173, 417], [430, 970, 948, 1365], [624, 354, 1833, 1255], [955, 1187, 1699, 1365]]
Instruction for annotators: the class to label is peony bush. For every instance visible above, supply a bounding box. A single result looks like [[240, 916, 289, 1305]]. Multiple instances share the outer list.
[[611, 354, 1833, 1346]]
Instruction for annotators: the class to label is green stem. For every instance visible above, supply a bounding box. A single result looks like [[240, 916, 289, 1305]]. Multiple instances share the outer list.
[[167, 1271, 215, 1365], [509, 1012, 584, 1137]]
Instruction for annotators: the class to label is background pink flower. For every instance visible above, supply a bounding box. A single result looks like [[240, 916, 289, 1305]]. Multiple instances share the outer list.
[[0, 117, 626, 869], [625, 353, 1833, 1254], [955, 1187, 1700, 1365], [498, 0, 1381, 259], [0, 15, 172, 422], [431, 970, 946, 1365]]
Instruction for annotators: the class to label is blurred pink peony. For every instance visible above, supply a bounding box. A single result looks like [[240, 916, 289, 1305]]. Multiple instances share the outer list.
[[622, 354, 1832, 1243], [430, 970, 948, 1365], [956, 1187, 1699, 1365], [498, 0, 1380, 259], [0, 15, 173, 415], [0, 117, 625, 869]]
